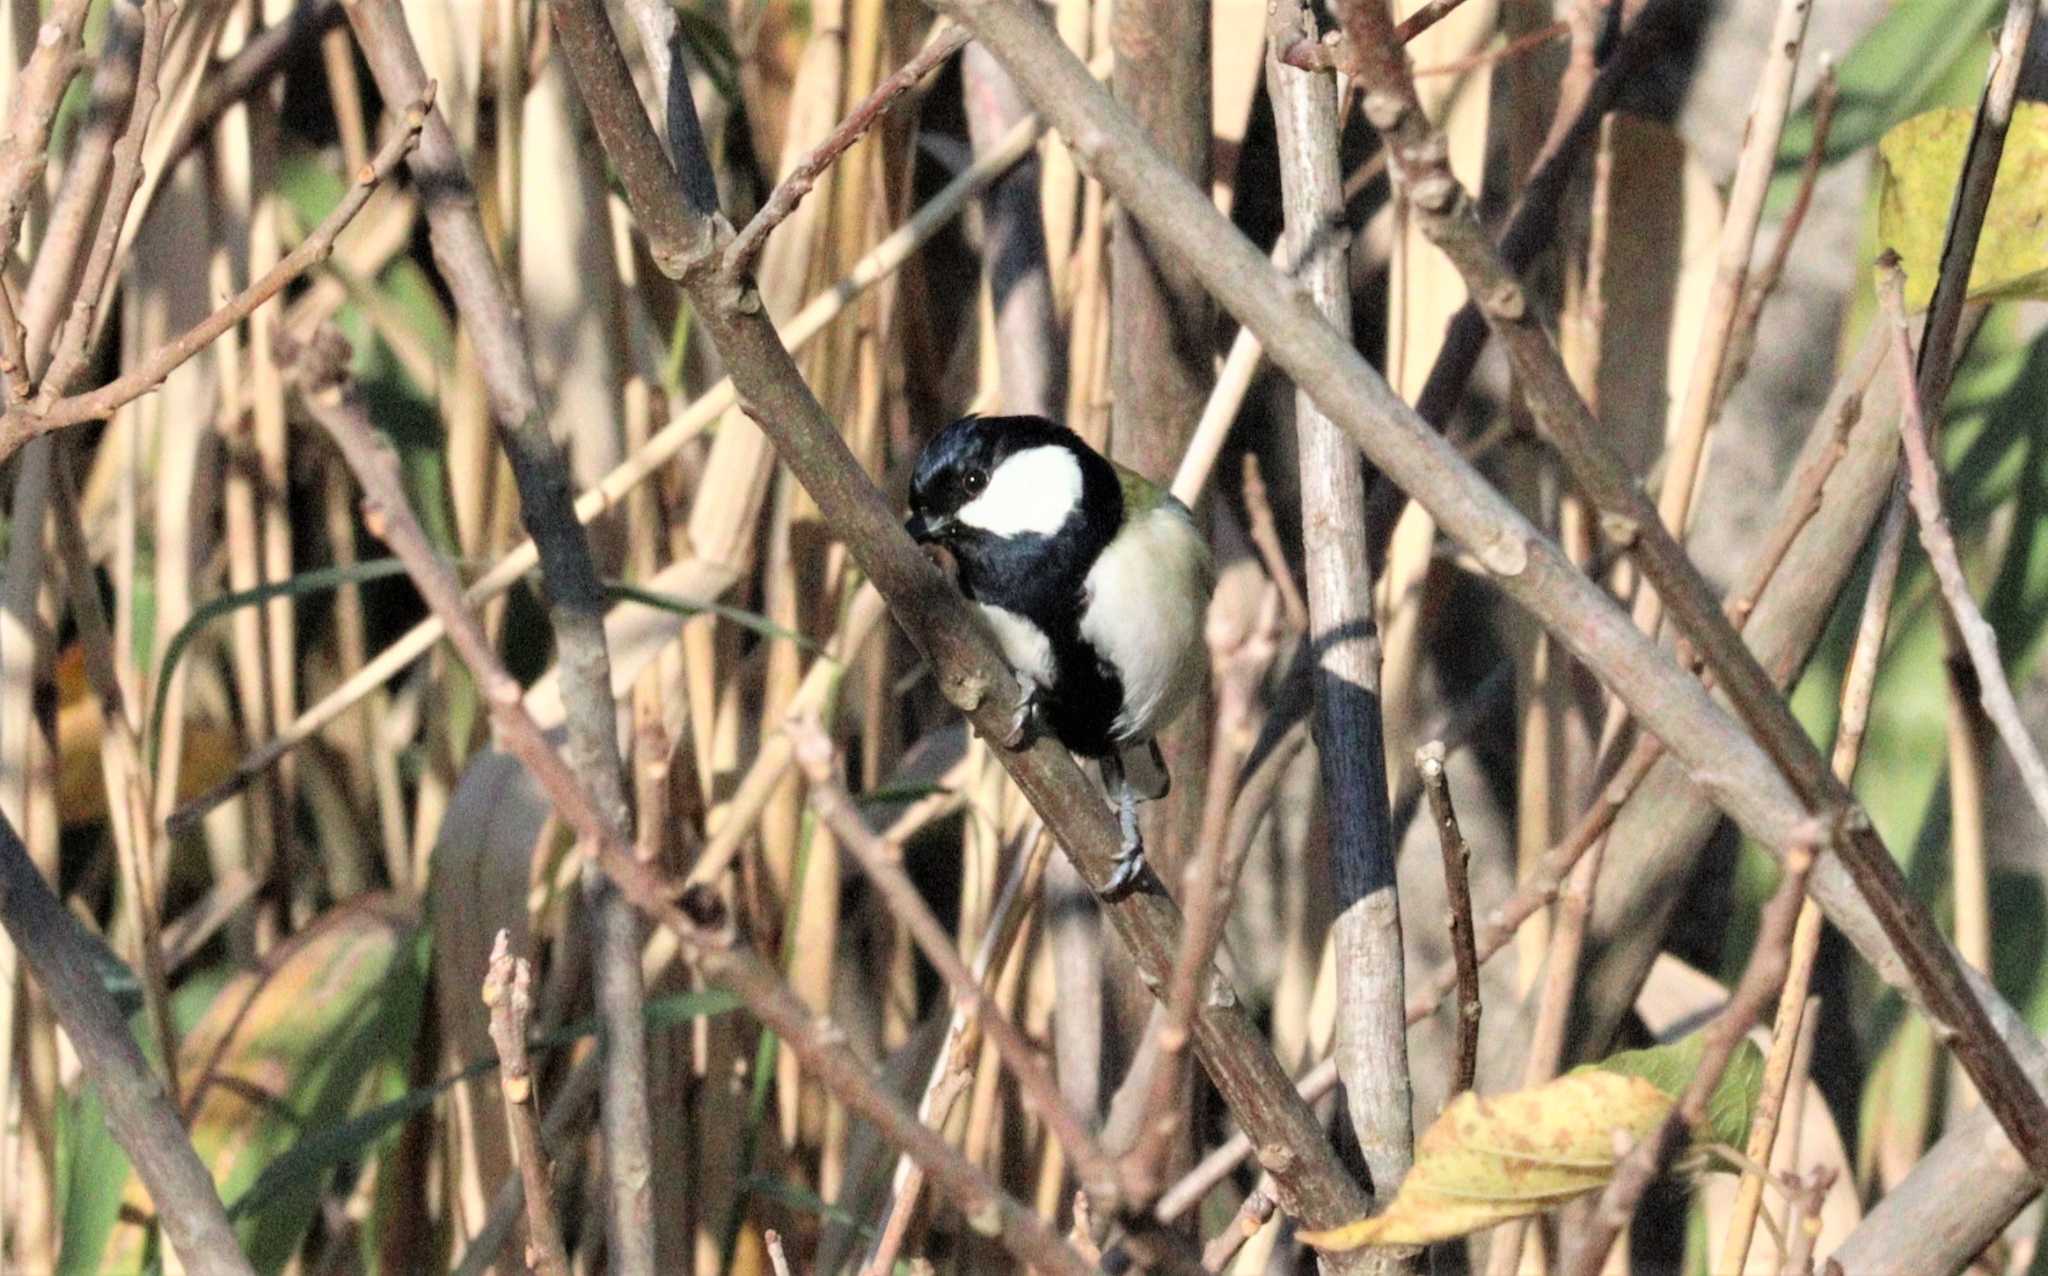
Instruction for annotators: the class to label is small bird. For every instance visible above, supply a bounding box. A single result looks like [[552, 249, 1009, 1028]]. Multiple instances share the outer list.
[[904, 414, 1214, 895]]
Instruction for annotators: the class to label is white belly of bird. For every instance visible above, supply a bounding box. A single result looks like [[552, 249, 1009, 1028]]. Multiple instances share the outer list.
[[976, 602, 1057, 691], [1081, 504, 1209, 741]]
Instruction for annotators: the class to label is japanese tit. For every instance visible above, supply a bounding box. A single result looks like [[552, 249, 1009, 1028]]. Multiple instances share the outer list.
[[905, 414, 1215, 895]]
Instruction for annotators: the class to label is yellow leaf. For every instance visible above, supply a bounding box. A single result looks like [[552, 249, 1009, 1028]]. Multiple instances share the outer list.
[[1877, 102, 2048, 311], [1299, 1071, 1673, 1251]]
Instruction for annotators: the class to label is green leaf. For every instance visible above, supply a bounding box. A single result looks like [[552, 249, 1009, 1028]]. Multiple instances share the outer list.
[[56, 1086, 129, 1276], [1583, 1030, 1766, 1149], [1877, 103, 2048, 310], [225, 986, 737, 1224]]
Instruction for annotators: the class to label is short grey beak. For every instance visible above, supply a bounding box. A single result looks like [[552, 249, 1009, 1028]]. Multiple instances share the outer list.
[[905, 510, 952, 543]]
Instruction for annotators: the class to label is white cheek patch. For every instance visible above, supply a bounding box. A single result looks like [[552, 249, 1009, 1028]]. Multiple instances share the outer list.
[[956, 444, 1083, 538]]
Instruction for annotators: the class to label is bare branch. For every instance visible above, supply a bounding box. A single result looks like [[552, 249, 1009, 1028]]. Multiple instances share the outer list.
[[0, 812, 254, 1276], [1877, 263, 2048, 844], [946, 0, 2048, 1184], [727, 22, 970, 277], [482, 933, 571, 1276], [1416, 743, 1479, 1096], [290, 346, 1093, 1276]]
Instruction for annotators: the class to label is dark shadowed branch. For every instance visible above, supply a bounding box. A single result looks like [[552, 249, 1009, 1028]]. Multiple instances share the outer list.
[[290, 340, 1096, 1276], [939, 0, 2048, 1189], [338, 3, 657, 1267], [544, 0, 1381, 1246], [0, 812, 254, 1276]]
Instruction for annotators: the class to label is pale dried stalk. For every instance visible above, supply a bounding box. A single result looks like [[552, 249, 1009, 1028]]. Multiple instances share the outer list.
[[1719, 489, 1905, 1273], [1635, 0, 1812, 599], [1877, 265, 2048, 839], [483, 932, 571, 1276], [789, 720, 1116, 1201], [171, 108, 1046, 832]]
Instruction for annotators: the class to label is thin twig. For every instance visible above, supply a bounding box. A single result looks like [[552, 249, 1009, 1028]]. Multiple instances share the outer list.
[[1720, 59, 1840, 411], [727, 22, 971, 277], [482, 933, 571, 1276], [1238, 454, 1309, 633], [788, 719, 1119, 1204], [764, 1229, 795, 1276], [1416, 743, 1479, 1096], [1721, 489, 1904, 1273], [0, 87, 432, 463], [0, 810, 255, 1276], [171, 104, 1048, 833], [1558, 832, 1820, 1276], [1779, 1167, 1834, 1275], [1201, 1189, 1274, 1272], [1123, 586, 1283, 1201], [289, 342, 1095, 1276], [1877, 262, 2048, 841]]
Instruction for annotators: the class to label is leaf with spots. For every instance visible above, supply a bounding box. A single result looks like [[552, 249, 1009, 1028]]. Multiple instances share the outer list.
[[1299, 1029, 1764, 1251]]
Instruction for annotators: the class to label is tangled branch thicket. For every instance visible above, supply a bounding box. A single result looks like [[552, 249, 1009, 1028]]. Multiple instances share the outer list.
[[4, 1, 2048, 1273]]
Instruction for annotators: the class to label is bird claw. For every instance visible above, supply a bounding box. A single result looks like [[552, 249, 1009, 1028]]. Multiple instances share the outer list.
[[1100, 783, 1148, 899], [994, 685, 1045, 752]]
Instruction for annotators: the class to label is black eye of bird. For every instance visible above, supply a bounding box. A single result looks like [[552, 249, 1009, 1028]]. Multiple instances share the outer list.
[[963, 469, 988, 495]]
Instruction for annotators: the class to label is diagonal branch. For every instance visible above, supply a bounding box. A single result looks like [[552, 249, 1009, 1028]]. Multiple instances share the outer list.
[[1328, 0, 2048, 1173], [544, 0, 1380, 1246], [0, 812, 254, 1276], [288, 344, 1093, 1276], [938, 0, 2048, 1185], [1878, 262, 2048, 837]]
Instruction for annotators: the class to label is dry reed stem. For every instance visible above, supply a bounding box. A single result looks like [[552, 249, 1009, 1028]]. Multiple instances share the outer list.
[[1720, 488, 1906, 1272], [1636, 0, 1812, 588], [788, 718, 1117, 1202], [1876, 264, 2048, 840], [294, 347, 1093, 1276], [1720, 60, 1840, 412], [482, 932, 571, 1276], [172, 108, 1045, 832]]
